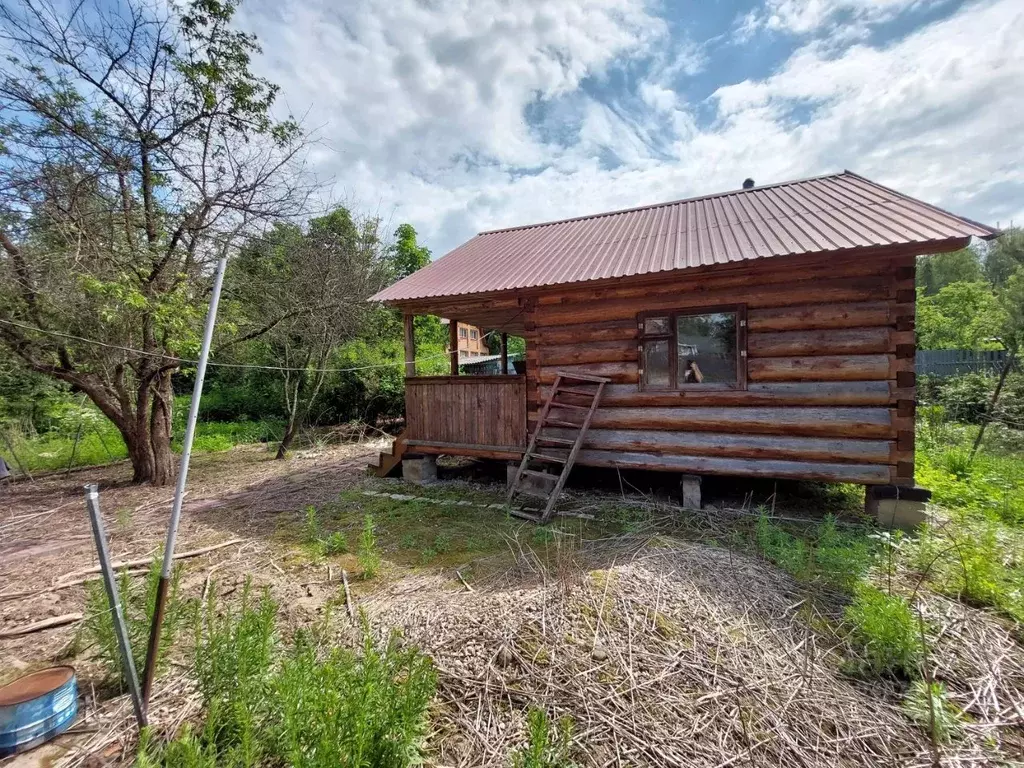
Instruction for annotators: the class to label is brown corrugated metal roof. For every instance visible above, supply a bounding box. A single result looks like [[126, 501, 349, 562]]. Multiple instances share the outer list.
[[372, 171, 997, 304]]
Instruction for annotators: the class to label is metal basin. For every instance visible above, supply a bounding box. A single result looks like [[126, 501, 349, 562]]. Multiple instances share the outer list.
[[0, 666, 78, 757]]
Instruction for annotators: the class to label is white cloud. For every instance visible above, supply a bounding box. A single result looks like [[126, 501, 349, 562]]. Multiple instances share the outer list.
[[239, 0, 1024, 255], [737, 0, 940, 38]]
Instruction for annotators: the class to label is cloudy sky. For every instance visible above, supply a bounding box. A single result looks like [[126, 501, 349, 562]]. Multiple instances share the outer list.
[[236, 0, 1024, 257]]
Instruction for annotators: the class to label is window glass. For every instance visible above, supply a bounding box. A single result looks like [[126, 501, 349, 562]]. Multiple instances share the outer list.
[[642, 339, 670, 388], [459, 327, 467, 338], [644, 315, 670, 335], [676, 312, 737, 384], [470, 330, 478, 340]]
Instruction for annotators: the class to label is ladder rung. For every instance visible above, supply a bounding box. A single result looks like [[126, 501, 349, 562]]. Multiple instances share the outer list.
[[528, 453, 567, 463], [555, 371, 612, 383], [557, 387, 599, 397], [521, 469, 558, 481], [544, 419, 583, 428], [514, 486, 552, 500], [550, 401, 590, 411], [536, 436, 575, 446]]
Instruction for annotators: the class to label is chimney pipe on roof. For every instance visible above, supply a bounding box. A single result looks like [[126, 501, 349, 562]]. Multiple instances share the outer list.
[[742, 178, 755, 190]]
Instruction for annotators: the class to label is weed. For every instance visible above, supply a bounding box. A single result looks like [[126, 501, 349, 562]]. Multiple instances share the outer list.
[[80, 558, 187, 688], [844, 583, 920, 677], [433, 533, 452, 554], [115, 506, 133, 531], [902, 681, 965, 744], [941, 448, 973, 480], [303, 505, 320, 545], [532, 526, 556, 546], [323, 531, 348, 556], [358, 514, 381, 578], [139, 591, 437, 767], [512, 707, 577, 768], [399, 532, 418, 549]]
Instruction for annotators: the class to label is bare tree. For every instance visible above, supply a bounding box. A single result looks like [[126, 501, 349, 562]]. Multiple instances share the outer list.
[[0, 0, 311, 484], [231, 208, 390, 458]]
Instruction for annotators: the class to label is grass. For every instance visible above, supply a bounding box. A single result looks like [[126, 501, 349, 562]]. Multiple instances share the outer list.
[[138, 586, 437, 767], [843, 583, 921, 678], [902, 681, 966, 745], [2, 413, 281, 474], [357, 514, 381, 578]]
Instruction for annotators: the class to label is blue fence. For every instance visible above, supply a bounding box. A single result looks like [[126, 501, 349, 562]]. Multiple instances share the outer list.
[[916, 349, 1008, 377]]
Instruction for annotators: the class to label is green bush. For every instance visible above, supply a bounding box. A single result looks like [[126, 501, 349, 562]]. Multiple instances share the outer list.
[[80, 559, 187, 688], [920, 371, 1024, 427], [139, 589, 437, 768], [755, 514, 875, 591], [844, 583, 921, 678]]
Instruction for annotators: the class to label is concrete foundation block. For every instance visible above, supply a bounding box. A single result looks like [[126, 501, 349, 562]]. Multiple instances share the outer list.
[[402, 453, 437, 485], [681, 474, 702, 510], [866, 485, 932, 531]]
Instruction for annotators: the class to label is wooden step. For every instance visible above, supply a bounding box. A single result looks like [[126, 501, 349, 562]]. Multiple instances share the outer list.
[[543, 419, 583, 428], [556, 371, 613, 383], [514, 486, 553, 500], [549, 401, 590, 411], [521, 469, 558, 481], [536, 436, 575, 446], [527, 453, 567, 463], [557, 387, 600, 396]]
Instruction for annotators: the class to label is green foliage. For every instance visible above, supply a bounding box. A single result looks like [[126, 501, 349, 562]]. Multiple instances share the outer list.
[[984, 227, 1024, 288], [755, 513, 875, 591], [80, 560, 187, 687], [916, 282, 1007, 350], [358, 514, 381, 578], [392, 224, 431, 279], [917, 248, 984, 296], [140, 591, 437, 767], [323, 531, 349, 556], [844, 583, 921, 678], [902, 681, 965, 744], [511, 708, 577, 768]]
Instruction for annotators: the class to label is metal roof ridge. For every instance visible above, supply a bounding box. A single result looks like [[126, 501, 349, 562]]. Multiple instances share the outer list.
[[476, 170, 852, 236]]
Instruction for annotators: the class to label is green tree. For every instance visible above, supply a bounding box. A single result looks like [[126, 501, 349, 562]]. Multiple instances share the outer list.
[[916, 248, 984, 295], [0, 0, 307, 484], [984, 227, 1024, 288], [916, 282, 1007, 350], [231, 209, 389, 458], [392, 224, 431, 279]]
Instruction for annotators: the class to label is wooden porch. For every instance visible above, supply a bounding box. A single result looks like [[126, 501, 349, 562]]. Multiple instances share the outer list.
[[404, 375, 527, 460]]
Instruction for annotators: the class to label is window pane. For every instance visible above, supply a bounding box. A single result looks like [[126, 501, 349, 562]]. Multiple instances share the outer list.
[[642, 339, 670, 388], [676, 312, 737, 384], [644, 315, 670, 335]]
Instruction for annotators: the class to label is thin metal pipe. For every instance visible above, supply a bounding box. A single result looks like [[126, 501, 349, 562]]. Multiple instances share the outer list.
[[84, 483, 147, 728], [141, 257, 227, 706]]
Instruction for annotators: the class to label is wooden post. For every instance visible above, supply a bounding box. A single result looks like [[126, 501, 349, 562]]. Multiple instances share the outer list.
[[403, 314, 416, 377], [449, 319, 459, 376], [500, 332, 509, 375]]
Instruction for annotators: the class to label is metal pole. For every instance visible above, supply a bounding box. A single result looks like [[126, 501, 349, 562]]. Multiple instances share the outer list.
[[141, 256, 227, 706], [84, 483, 147, 728]]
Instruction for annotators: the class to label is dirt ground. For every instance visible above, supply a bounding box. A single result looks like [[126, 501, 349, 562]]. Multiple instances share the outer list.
[[1, 443, 1022, 767]]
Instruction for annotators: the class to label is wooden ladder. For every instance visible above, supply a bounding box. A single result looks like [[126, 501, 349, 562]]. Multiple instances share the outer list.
[[507, 372, 609, 523]]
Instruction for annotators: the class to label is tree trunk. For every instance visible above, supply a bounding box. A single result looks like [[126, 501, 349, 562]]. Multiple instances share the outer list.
[[117, 375, 176, 485]]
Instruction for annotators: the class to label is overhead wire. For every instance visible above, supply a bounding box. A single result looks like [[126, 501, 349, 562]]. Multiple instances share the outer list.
[[0, 317, 510, 374]]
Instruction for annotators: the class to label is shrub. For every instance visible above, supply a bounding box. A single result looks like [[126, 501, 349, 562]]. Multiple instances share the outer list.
[[512, 707, 577, 768], [902, 681, 965, 744], [844, 583, 921, 677], [323, 531, 348, 555], [139, 591, 437, 768], [358, 514, 381, 578], [80, 559, 187, 688]]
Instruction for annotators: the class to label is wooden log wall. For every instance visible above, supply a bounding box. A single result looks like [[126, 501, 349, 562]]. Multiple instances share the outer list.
[[522, 252, 917, 486], [405, 375, 527, 450]]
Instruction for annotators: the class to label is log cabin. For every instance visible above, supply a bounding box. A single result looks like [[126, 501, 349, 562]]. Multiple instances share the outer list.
[[369, 171, 997, 505]]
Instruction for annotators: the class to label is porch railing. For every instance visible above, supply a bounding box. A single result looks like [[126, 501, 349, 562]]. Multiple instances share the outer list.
[[405, 375, 527, 450]]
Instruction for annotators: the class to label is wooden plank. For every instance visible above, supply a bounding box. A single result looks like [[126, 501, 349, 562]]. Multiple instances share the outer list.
[[748, 328, 890, 357], [748, 355, 891, 382], [404, 376, 527, 447], [538, 381, 892, 407], [747, 302, 890, 332], [576, 405, 892, 438], [538, 362, 637, 385], [572, 450, 892, 484], [449, 319, 459, 376], [539, 339, 637, 367], [535, 277, 890, 326], [537, 319, 638, 345], [403, 314, 416, 377], [543, 428, 891, 464], [405, 441, 522, 461]]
